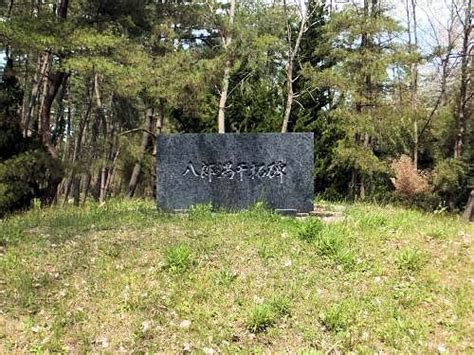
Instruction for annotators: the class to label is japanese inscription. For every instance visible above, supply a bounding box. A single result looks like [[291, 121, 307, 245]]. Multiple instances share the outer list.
[[156, 133, 314, 212], [182, 161, 287, 183]]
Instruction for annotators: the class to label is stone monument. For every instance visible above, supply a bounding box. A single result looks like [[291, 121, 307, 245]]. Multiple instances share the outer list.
[[156, 133, 314, 212]]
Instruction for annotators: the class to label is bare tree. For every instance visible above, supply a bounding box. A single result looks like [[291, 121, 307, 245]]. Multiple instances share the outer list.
[[417, 0, 462, 146], [405, 0, 420, 169], [127, 108, 154, 197], [454, 0, 472, 159], [281, 0, 313, 133], [216, 0, 236, 133]]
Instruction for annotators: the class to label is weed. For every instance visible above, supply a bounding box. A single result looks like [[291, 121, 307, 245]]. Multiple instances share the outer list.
[[188, 203, 213, 220], [0, 221, 24, 246], [216, 269, 238, 287], [426, 227, 449, 239], [380, 312, 427, 347], [164, 243, 194, 273], [395, 248, 427, 272], [269, 295, 291, 317], [297, 218, 324, 242], [313, 225, 356, 270], [358, 211, 389, 229], [246, 304, 276, 333], [319, 299, 358, 333], [392, 281, 424, 308], [256, 240, 273, 262], [246, 295, 291, 333]]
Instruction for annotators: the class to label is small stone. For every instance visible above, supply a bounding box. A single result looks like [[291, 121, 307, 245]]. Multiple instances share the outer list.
[[97, 337, 109, 348], [179, 319, 191, 329], [183, 342, 192, 352], [203, 347, 215, 354], [142, 320, 152, 333], [437, 344, 447, 353], [31, 325, 41, 333]]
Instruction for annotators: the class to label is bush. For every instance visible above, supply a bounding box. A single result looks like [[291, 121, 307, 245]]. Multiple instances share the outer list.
[[0, 150, 63, 217], [432, 159, 468, 210], [0, 58, 63, 217], [390, 155, 431, 199]]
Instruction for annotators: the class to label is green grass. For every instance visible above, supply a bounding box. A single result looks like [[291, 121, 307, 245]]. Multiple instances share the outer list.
[[0, 199, 473, 352], [164, 243, 195, 273]]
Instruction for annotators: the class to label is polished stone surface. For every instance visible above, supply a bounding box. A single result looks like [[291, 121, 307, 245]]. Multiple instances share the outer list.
[[156, 133, 314, 212]]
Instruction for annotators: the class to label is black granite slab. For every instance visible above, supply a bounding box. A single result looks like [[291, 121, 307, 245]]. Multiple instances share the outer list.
[[156, 133, 314, 212]]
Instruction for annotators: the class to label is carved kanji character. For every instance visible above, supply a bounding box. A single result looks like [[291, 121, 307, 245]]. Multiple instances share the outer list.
[[182, 161, 199, 177]]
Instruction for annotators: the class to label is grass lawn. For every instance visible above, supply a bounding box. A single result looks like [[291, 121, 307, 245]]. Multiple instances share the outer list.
[[0, 199, 473, 352]]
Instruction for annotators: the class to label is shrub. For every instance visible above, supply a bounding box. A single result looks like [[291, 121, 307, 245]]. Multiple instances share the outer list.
[[390, 155, 431, 199], [432, 159, 468, 210], [0, 150, 63, 217]]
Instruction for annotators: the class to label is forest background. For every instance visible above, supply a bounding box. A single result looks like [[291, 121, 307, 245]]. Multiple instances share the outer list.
[[0, 0, 472, 216]]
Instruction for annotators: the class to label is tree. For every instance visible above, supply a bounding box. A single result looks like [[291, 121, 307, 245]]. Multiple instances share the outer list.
[[453, 0, 472, 159], [306, 0, 404, 198]]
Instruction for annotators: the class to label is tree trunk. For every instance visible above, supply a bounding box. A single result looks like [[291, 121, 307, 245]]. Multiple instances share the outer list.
[[281, 62, 294, 133], [24, 54, 48, 136], [216, 0, 235, 133], [281, 0, 308, 133], [99, 122, 115, 203], [217, 65, 231, 133], [127, 108, 154, 197], [81, 173, 92, 205], [36, 0, 69, 205], [153, 98, 164, 157], [454, 0, 471, 159], [63, 77, 94, 206], [409, 0, 419, 169]]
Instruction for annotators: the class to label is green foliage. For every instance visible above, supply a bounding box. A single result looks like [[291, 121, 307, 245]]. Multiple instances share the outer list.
[[188, 203, 213, 220], [395, 248, 427, 272], [216, 269, 238, 287], [319, 299, 358, 333], [246, 295, 291, 333], [0, 59, 64, 217], [164, 243, 194, 273], [297, 218, 324, 242], [246, 304, 276, 333], [312, 224, 356, 270], [432, 159, 468, 208], [0, 150, 64, 217]]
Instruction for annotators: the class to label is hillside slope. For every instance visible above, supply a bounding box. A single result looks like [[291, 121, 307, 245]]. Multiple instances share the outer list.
[[1, 200, 473, 352]]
